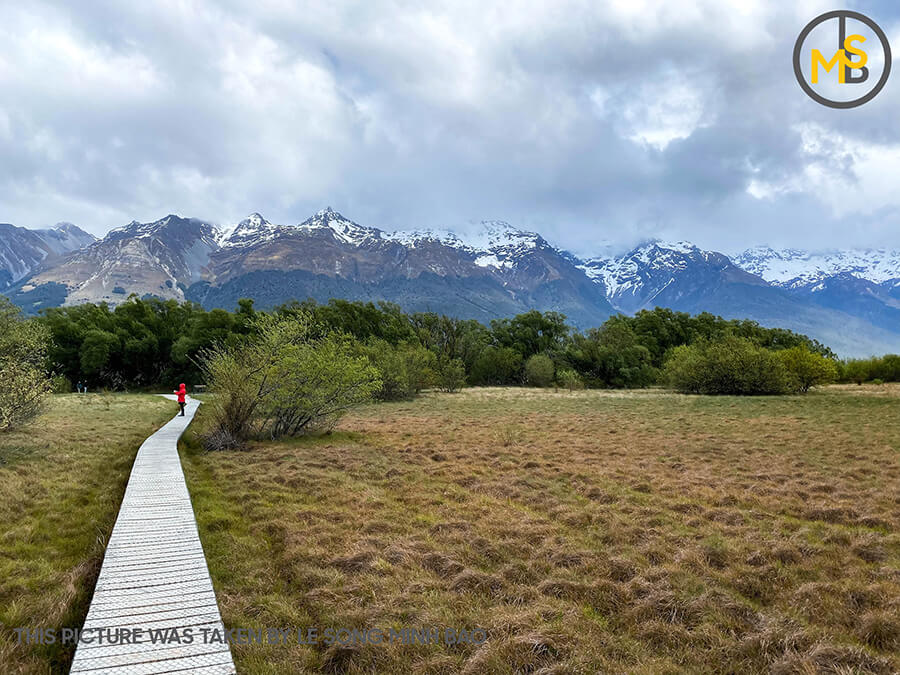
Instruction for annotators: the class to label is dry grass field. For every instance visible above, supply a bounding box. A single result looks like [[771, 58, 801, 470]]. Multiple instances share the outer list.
[[0, 394, 175, 674], [181, 385, 900, 674]]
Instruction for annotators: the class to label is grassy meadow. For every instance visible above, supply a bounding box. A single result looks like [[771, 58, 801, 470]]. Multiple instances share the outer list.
[[180, 385, 900, 674], [0, 394, 175, 674]]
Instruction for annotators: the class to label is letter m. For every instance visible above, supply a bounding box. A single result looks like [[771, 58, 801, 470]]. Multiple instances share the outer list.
[[811, 49, 846, 83]]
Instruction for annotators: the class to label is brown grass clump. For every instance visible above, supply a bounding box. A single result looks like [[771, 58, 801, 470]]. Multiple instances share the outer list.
[[330, 550, 377, 572], [321, 641, 382, 674], [462, 632, 564, 675], [449, 569, 503, 595], [772, 642, 895, 675], [857, 610, 900, 651]]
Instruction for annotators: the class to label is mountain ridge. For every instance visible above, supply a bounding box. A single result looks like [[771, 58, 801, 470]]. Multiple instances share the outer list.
[[0, 222, 95, 290], [2, 210, 898, 357]]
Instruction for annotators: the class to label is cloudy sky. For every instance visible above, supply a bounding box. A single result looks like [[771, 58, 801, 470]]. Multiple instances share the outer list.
[[2, 0, 900, 255]]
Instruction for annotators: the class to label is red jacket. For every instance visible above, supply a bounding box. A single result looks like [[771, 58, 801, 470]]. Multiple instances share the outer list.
[[175, 384, 187, 403]]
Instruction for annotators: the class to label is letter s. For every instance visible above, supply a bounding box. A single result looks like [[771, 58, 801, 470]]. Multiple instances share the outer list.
[[844, 34, 868, 68]]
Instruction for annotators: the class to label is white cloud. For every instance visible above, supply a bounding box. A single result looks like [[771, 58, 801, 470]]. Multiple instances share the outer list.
[[0, 0, 897, 253], [622, 74, 708, 150]]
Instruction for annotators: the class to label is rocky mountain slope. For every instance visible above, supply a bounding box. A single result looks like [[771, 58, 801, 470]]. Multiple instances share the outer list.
[[188, 208, 615, 326], [12, 215, 217, 307], [0, 222, 94, 289]]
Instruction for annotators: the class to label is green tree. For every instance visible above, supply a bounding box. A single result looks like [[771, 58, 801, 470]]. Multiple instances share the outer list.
[[79, 329, 119, 378], [199, 314, 380, 449], [778, 347, 838, 393], [663, 336, 790, 395], [0, 298, 52, 431], [524, 354, 555, 387], [565, 319, 656, 388], [490, 311, 569, 359], [843, 359, 873, 385], [436, 356, 467, 393], [469, 346, 523, 385]]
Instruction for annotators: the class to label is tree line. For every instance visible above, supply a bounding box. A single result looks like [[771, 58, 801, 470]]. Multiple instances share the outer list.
[[2, 293, 895, 437], [32, 295, 841, 394]]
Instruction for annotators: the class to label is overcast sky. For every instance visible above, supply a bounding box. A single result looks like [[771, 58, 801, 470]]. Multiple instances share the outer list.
[[2, 0, 900, 256]]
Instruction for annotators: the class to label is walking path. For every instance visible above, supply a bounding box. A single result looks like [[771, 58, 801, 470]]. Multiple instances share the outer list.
[[69, 396, 236, 674]]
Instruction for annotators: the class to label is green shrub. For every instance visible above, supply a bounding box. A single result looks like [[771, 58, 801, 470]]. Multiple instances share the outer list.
[[663, 336, 790, 395], [556, 368, 585, 390], [363, 339, 437, 400], [564, 319, 656, 388], [524, 354, 555, 387], [872, 378, 884, 385], [50, 374, 73, 394], [843, 359, 874, 384], [437, 357, 466, 393], [0, 298, 52, 431], [841, 354, 900, 384], [777, 346, 838, 393], [198, 314, 381, 449], [469, 346, 523, 386]]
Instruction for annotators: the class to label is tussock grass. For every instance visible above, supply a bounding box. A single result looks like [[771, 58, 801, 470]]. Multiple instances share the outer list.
[[181, 385, 900, 674], [0, 394, 174, 674]]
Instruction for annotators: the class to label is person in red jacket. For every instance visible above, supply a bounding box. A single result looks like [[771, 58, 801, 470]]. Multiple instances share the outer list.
[[174, 383, 187, 416]]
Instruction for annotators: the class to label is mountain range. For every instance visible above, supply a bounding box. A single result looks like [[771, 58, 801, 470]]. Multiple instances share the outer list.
[[2, 209, 899, 357]]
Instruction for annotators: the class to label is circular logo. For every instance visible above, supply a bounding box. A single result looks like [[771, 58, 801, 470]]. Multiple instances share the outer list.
[[793, 10, 891, 109]]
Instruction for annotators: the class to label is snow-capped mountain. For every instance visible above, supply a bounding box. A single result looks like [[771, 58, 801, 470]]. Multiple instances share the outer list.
[[385, 220, 544, 269], [3, 211, 899, 356], [14, 215, 218, 307], [579, 241, 743, 313], [732, 246, 900, 289], [36, 223, 97, 257], [191, 210, 613, 325], [297, 207, 382, 245], [0, 222, 95, 289], [578, 239, 900, 356]]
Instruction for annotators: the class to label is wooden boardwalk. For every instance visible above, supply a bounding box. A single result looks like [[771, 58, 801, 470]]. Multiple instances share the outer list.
[[69, 396, 235, 674]]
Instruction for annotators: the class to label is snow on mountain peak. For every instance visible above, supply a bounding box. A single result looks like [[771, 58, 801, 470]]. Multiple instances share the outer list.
[[473, 220, 542, 250], [219, 213, 280, 248], [384, 228, 467, 248], [299, 208, 380, 245], [386, 220, 541, 254], [649, 240, 699, 254], [577, 238, 724, 299], [732, 246, 900, 287], [36, 222, 97, 256]]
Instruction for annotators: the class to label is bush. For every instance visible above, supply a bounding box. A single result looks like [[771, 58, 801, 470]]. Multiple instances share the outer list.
[[777, 347, 838, 393], [469, 346, 523, 385], [663, 336, 791, 395], [841, 354, 900, 384], [50, 374, 73, 394], [524, 354, 555, 387], [564, 320, 656, 388], [363, 339, 437, 400], [843, 359, 874, 384], [198, 314, 380, 449], [437, 356, 466, 393], [0, 298, 52, 431], [556, 368, 584, 390]]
